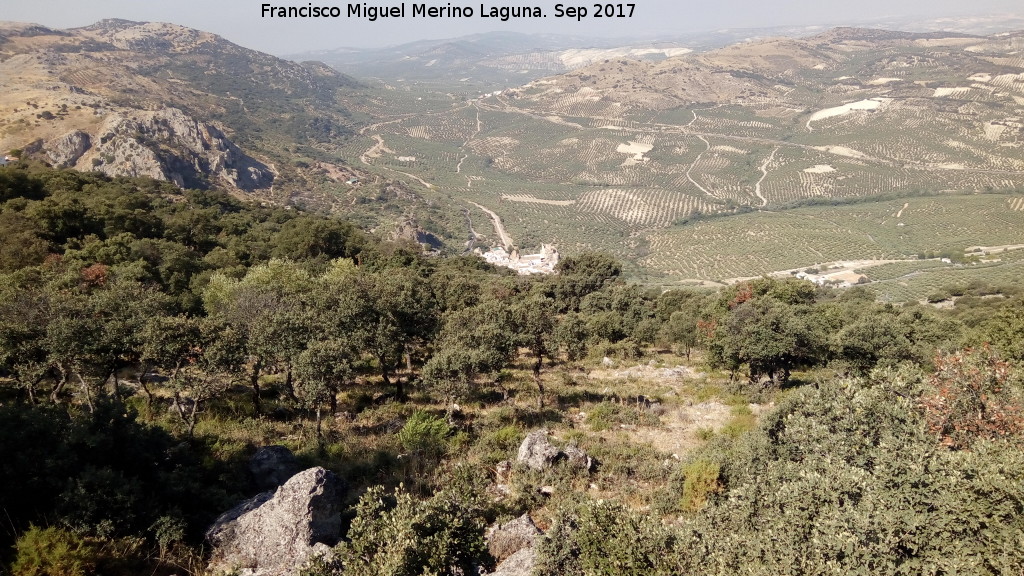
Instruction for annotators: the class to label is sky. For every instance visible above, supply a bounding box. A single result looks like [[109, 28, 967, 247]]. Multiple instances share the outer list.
[[3, 0, 1022, 55]]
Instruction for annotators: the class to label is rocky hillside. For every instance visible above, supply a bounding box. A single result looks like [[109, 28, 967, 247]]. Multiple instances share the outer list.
[[0, 19, 361, 193]]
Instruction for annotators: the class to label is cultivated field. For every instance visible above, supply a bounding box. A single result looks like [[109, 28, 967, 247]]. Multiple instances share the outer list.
[[641, 194, 1024, 286]]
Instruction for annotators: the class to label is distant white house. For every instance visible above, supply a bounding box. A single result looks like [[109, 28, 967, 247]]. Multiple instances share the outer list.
[[478, 244, 560, 275]]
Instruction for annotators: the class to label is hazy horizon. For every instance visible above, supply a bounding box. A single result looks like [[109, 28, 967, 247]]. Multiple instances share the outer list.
[[3, 1, 1023, 56]]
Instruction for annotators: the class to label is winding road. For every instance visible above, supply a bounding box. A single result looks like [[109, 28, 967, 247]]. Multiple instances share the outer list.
[[468, 201, 513, 250], [754, 147, 779, 207]]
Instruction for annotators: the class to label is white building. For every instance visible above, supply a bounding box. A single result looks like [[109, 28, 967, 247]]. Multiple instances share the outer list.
[[479, 244, 560, 275]]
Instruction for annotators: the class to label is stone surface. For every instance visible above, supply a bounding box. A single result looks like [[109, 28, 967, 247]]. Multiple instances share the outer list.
[[36, 107, 273, 192], [488, 547, 537, 576], [562, 443, 594, 472], [486, 514, 541, 563], [516, 430, 560, 471], [249, 445, 299, 491], [516, 430, 594, 473], [206, 467, 344, 576], [45, 130, 90, 167]]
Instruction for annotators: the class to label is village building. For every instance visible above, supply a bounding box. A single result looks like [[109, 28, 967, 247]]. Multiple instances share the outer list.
[[478, 244, 559, 275]]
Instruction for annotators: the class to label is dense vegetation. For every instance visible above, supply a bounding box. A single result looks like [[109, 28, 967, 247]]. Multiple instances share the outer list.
[[1, 163, 1023, 575]]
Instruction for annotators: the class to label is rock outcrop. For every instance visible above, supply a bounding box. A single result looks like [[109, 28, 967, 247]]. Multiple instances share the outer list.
[[27, 107, 273, 191], [249, 445, 300, 491], [83, 107, 273, 190], [45, 130, 91, 167], [517, 430, 561, 471], [489, 547, 537, 576], [562, 443, 594, 472], [486, 514, 541, 563], [516, 430, 593, 472], [206, 467, 344, 576]]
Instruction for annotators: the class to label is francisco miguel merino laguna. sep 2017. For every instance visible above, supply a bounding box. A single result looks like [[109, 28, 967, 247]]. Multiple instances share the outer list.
[[260, 3, 636, 20]]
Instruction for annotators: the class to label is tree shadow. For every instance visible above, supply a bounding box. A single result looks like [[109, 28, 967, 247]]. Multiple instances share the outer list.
[[553, 388, 620, 410]]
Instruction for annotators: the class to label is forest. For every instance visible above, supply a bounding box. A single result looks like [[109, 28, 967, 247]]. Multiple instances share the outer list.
[[0, 161, 1022, 575]]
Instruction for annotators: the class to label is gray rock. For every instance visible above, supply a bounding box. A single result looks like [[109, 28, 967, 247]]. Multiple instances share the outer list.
[[207, 491, 274, 534], [562, 444, 594, 472], [206, 467, 344, 576], [516, 431, 594, 473], [45, 130, 90, 167], [488, 547, 537, 576], [85, 107, 273, 191], [250, 445, 299, 491], [516, 430, 560, 471], [486, 514, 540, 563]]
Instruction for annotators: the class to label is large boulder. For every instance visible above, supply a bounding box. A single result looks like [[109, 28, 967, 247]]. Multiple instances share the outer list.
[[487, 514, 541, 563], [516, 430, 561, 471], [249, 445, 300, 491], [206, 467, 344, 576], [516, 430, 594, 472]]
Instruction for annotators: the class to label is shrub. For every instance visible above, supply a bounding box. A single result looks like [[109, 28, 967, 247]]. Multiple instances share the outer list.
[[585, 402, 622, 431], [585, 401, 661, 432], [397, 411, 450, 458], [921, 346, 1024, 449], [337, 484, 491, 576], [473, 424, 523, 465], [536, 500, 680, 576], [689, 370, 1024, 573], [11, 526, 97, 576], [680, 459, 722, 512]]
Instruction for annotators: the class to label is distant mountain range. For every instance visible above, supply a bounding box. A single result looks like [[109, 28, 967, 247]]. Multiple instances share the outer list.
[[284, 13, 1024, 88]]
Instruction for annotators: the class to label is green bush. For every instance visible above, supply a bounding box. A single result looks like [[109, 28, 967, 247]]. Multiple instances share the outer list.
[[11, 526, 97, 576], [689, 370, 1024, 574], [473, 424, 523, 465], [396, 411, 450, 458], [680, 460, 722, 512], [536, 500, 680, 576], [336, 484, 491, 576], [585, 401, 660, 431], [585, 402, 622, 431]]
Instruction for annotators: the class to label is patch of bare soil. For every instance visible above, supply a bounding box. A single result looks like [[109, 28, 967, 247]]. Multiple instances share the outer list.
[[630, 402, 773, 455], [587, 364, 703, 381], [584, 362, 771, 456]]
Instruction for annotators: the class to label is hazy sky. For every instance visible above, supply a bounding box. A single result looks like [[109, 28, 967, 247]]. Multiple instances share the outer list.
[[3, 0, 1022, 54]]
